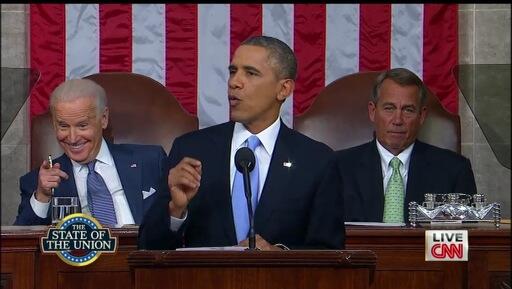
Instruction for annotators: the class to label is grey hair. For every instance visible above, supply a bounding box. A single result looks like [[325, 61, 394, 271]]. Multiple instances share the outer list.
[[372, 68, 428, 106], [49, 78, 107, 116], [240, 35, 297, 80]]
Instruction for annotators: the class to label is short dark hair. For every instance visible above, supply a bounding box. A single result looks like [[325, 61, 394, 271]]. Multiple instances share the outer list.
[[372, 68, 428, 106], [240, 35, 297, 80]]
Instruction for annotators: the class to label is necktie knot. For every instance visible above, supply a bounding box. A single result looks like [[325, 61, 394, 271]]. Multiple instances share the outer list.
[[247, 135, 261, 151], [87, 160, 97, 173], [390, 157, 401, 171]]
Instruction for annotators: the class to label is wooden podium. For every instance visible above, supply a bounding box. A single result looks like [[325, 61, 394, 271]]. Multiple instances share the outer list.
[[345, 224, 511, 289], [1, 226, 138, 289], [128, 250, 376, 289], [2, 225, 510, 289]]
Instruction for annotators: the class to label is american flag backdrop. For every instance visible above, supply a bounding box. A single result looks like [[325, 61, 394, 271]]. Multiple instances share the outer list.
[[29, 4, 458, 128]]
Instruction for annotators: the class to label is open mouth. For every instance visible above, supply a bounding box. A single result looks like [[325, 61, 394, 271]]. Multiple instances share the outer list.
[[229, 95, 241, 106], [65, 142, 87, 152]]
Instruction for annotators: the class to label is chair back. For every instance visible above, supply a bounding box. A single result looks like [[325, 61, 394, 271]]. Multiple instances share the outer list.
[[30, 72, 198, 169], [294, 72, 460, 152]]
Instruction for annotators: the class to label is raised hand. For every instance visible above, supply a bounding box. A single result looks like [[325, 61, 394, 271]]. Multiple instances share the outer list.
[[167, 157, 202, 218], [35, 160, 69, 203]]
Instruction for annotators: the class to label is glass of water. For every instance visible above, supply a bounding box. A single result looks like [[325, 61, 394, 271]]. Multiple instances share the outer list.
[[51, 197, 79, 225]]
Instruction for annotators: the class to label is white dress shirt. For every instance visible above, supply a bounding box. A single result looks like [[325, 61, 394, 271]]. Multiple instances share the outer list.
[[376, 140, 414, 196], [229, 117, 280, 199], [170, 118, 281, 231], [30, 138, 135, 226]]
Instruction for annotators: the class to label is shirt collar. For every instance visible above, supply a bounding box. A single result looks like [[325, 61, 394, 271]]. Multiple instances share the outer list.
[[71, 138, 113, 172], [232, 117, 281, 156], [376, 139, 415, 170]]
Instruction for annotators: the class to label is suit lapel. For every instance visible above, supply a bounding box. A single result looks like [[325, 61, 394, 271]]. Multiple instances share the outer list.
[[405, 141, 430, 210], [54, 154, 79, 198], [357, 141, 385, 221], [254, 123, 292, 230], [108, 143, 143, 223], [208, 122, 237, 244]]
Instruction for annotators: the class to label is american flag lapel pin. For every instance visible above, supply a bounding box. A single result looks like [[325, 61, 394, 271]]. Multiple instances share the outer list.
[[130, 164, 137, 168], [283, 161, 292, 168]]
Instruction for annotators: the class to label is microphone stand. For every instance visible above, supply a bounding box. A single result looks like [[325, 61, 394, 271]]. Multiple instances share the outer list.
[[242, 166, 256, 250]]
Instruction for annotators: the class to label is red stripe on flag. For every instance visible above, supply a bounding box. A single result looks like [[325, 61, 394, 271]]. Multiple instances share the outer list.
[[230, 4, 262, 59], [99, 4, 132, 72], [359, 4, 391, 72], [166, 4, 198, 115], [294, 4, 326, 115], [423, 4, 458, 114], [29, 4, 66, 119]]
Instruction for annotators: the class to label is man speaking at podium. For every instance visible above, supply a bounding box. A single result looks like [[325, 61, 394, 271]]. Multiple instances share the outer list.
[[139, 36, 344, 250]]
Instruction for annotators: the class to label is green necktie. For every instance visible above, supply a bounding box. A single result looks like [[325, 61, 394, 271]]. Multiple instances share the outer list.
[[383, 157, 404, 223]]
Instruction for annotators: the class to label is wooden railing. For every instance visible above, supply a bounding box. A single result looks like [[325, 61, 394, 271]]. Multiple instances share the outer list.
[[1, 224, 509, 289]]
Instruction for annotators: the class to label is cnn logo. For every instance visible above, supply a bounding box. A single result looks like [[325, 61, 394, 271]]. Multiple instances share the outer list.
[[425, 230, 468, 261]]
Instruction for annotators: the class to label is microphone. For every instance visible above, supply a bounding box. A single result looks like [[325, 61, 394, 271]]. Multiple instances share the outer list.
[[234, 147, 257, 250]]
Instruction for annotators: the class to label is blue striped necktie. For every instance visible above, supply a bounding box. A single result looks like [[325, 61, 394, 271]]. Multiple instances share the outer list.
[[232, 135, 261, 243], [87, 160, 117, 225]]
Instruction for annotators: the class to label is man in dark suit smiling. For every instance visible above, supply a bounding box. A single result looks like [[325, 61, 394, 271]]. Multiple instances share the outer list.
[[336, 68, 477, 223], [15, 79, 167, 226], [139, 36, 344, 250]]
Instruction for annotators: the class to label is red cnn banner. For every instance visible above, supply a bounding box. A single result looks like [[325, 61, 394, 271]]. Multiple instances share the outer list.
[[425, 230, 468, 261]]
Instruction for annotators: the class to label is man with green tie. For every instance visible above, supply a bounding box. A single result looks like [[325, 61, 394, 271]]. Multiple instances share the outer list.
[[336, 68, 477, 223]]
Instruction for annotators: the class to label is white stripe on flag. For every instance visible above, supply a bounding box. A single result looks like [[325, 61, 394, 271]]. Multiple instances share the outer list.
[[391, 4, 423, 78], [263, 4, 294, 128], [132, 4, 166, 85], [66, 4, 99, 79], [325, 4, 359, 85], [197, 4, 230, 129]]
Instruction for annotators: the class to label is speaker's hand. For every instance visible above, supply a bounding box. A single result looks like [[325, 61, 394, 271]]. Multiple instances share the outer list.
[[167, 157, 202, 218]]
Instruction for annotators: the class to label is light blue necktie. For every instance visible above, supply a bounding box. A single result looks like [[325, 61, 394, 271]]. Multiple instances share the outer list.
[[232, 135, 261, 243], [87, 160, 118, 225]]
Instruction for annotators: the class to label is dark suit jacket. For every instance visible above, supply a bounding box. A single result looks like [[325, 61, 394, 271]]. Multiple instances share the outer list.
[[336, 139, 477, 222], [14, 142, 168, 225], [139, 121, 345, 250]]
